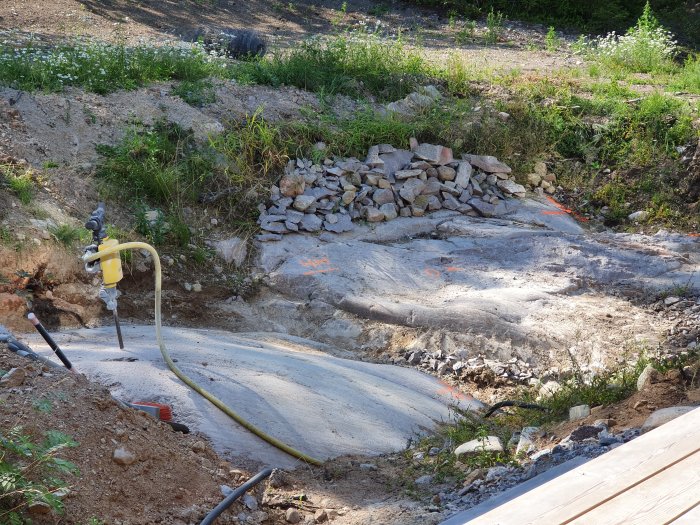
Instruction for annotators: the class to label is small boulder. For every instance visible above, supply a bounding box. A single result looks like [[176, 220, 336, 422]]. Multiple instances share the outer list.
[[113, 447, 137, 466], [637, 364, 660, 391], [437, 166, 456, 182], [527, 173, 542, 187], [364, 207, 385, 222], [0, 367, 26, 388], [279, 173, 305, 197], [455, 436, 503, 457], [285, 508, 302, 524], [569, 404, 591, 421], [628, 210, 649, 222], [293, 195, 316, 211], [379, 203, 398, 221], [496, 179, 526, 196], [212, 237, 247, 267]]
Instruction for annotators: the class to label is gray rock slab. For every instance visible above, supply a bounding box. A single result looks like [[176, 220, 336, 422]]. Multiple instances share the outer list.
[[378, 149, 413, 179], [300, 214, 323, 232], [24, 326, 482, 468], [641, 406, 697, 433], [212, 237, 247, 267], [255, 198, 698, 358], [464, 154, 512, 174]]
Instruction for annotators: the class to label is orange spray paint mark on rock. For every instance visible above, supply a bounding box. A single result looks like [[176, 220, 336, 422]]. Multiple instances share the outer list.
[[543, 196, 589, 222], [298, 256, 338, 275]]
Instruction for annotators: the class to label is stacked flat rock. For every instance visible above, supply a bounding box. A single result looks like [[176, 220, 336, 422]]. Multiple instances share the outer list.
[[257, 142, 526, 240]]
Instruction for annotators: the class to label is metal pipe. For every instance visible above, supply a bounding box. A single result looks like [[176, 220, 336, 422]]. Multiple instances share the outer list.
[[113, 309, 124, 349]]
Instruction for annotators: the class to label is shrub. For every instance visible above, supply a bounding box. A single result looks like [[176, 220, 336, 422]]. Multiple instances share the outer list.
[[590, 2, 678, 73]]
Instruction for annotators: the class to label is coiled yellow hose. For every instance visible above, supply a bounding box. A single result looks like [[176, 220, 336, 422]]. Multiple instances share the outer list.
[[85, 242, 323, 466]]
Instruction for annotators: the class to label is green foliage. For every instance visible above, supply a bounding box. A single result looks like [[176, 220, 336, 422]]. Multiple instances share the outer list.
[[0, 428, 78, 522], [230, 31, 428, 101], [367, 3, 390, 17], [485, 8, 505, 44], [455, 20, 477, 45], [0, 41, 227, 94], [589, 2, 678, 73], [172, 79, 216, 107], [545, 26, 560, 51], [49, 224, 88, 248], [2, 167, 34, 205], [97, 121, 212, 207], [0, 227, 12, 245], [672, 55, 700, 93], [406, 1, 699, 48]]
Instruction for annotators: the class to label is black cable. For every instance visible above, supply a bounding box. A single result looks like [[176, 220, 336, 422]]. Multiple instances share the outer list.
[[483, 400, 549, 418], [199, 467, 273, 525]]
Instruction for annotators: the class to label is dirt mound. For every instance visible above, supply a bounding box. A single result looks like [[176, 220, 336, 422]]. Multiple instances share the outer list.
[[0, 344, 258, 524]]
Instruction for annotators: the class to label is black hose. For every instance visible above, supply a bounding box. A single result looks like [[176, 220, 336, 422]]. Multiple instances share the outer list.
[[28, 313, 73, 370], [200, 468, 273, 525], [483, 400, 549, 418]]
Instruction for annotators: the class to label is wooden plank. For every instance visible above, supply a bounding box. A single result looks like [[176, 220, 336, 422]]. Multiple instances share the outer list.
[[568, 450, 700, 524], [460, 407, 700, 525], [670, 502, 700, 524], [440, 458, 591, 525]]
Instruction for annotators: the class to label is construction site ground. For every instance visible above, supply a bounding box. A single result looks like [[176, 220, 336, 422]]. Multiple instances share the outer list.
[[1, 1, 700, 524]]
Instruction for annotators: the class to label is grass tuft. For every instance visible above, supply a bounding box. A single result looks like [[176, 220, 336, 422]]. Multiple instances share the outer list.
[[230, 31, 428, 101]]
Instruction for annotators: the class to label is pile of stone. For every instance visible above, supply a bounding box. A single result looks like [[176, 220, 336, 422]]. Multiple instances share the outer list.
[[257, 141, 527, 240], [525, 161, 558, 195], [403, 349, 540, 385]]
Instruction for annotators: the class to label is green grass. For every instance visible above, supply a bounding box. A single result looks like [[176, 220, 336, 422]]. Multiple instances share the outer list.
[[0, 41, 227, 94], [97, 121, 213, 206], [172, 79, 216, 107], [49, 224, 89, 248], [671, 56, 700, 93], [2, 167, 34, 205], [230, 32, 429, 101]]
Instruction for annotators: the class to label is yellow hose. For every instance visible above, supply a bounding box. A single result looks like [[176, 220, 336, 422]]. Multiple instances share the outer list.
[[85, 242, 323, 466]]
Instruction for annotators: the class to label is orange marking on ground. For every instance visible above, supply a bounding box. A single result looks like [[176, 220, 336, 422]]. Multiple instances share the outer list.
[[545, 196, 589, 222], [541, 210, 568, 216], [446, 266, 465, 272], [300, 257, 330, 268], [303, 267, 339, 275], [423, 268, 441, 278], [689, 233, 700, 237], [436, 382, 468, 400]]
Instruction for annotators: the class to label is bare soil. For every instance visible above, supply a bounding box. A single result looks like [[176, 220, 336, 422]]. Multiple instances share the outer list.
[[1, 2, 699, 525], [0, 344, 249, 524]]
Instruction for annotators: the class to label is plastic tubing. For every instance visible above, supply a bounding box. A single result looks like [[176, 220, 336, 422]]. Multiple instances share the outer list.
[[199, 467, 273, 525], [28, 312, 74, 370], [84, 242, 323, 466]]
